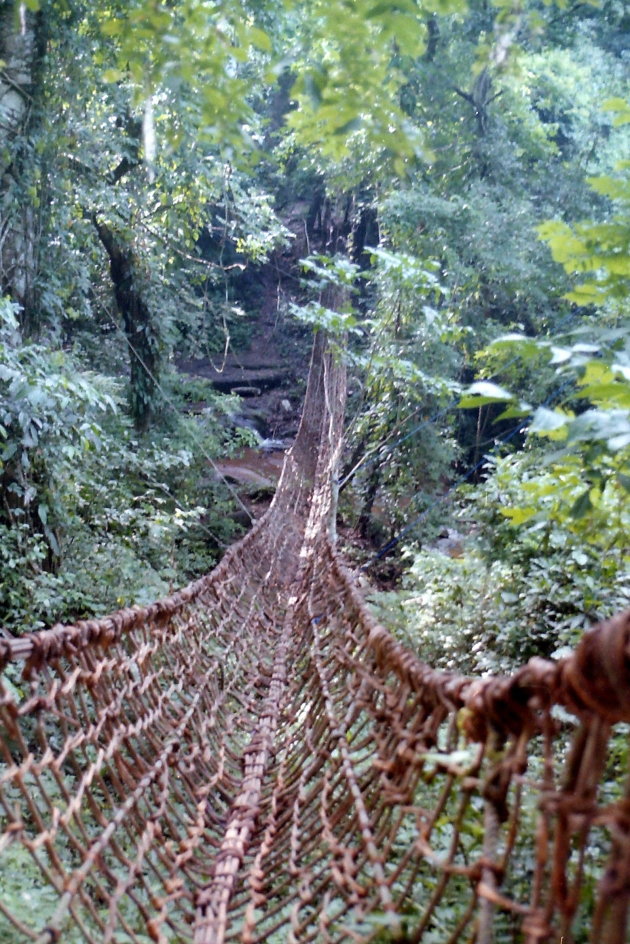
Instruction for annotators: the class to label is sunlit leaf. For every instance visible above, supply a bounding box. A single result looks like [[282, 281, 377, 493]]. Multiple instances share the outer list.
[[500, 506, 537, 525], [459, 382, 514, 408], [529, 407, 571, 437]]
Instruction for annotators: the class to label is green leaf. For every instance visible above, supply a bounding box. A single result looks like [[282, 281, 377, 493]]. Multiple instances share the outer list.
[[608, 432, 630, 451], [102, 68, 126, 83], [529, 407, 570, 436], [500, 506, 537, 525], [248, 27, 272, 52], [366, 1, 418, 16], [495, 402, 532, 421], [490, 334, 542, 359], [570, 489, 593, 519], [617, 472, 630, 493], [100, 18, 123, 36], [565, 283, 604, 306], [333, 116, 363, 135], [550, 346, 572, 364], [603, 97, 630, 126], [459, 382, 513, 409]]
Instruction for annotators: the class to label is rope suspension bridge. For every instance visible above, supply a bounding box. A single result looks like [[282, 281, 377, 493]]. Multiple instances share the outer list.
[[0, 335, 629, 944]]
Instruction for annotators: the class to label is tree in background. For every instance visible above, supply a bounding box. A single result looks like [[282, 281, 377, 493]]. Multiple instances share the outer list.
[[332, 0, 629, 544], [0, 2, 47, 327]]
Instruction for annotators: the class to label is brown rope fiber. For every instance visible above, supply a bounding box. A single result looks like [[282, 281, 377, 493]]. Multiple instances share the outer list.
[[0, 334, 628, 943]]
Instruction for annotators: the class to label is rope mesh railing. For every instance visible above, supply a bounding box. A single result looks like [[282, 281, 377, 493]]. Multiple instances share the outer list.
[[1, 334, 629, 944]]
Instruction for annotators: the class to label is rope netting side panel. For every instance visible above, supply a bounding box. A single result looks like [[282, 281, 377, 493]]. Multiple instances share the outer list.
[[0, 513, 297, 944], [205, 543, 629, 944], [0, 332, 345, 944]]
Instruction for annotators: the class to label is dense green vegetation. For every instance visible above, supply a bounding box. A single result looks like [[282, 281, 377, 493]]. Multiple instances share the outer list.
[[0, 0, 628, 674]]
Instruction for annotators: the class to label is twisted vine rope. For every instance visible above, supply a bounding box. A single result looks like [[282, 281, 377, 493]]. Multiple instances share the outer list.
[[0, 335, 629, 944]]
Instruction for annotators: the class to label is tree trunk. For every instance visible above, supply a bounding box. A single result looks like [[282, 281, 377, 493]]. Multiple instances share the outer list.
[[424, 14, 439, 62], [357, 463, 381, 542], [0, 3, 46, 330], [94, 217, 161, 433]]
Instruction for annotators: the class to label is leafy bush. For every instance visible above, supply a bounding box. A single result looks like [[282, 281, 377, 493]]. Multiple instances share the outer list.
[[0, 300, 245, 632], [370, 431, 629, 676]]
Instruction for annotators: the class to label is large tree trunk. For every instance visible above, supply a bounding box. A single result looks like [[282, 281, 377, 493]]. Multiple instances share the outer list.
[[94, 217, 161, 433], [0, 3, 46, 330]]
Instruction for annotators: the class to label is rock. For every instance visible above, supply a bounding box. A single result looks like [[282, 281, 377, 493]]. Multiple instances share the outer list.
[[432, 528, 466, 559], [260, 438, 287, 452]]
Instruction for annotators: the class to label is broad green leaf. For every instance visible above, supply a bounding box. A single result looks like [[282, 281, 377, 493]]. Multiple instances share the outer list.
[[587, 175, 630, 202], [500, 506, 537, 525], [565, 283, 603, 305], [102, 69, 126, 83], [603, 97, 630, 126], [529, 407, 570, 437], [608, 433, 630, 451], [572, 344, 601, 354], [490, 334, 542, 359], [248, 27, 272, 52], [459, 382, 514, 408], [570, 489, 593, 519], [567, 409, 630, 448], [550, 346, 572, 364], [100, 18, 123, 36], [575, 382, 630, 409], [495, 402, 532, 421]]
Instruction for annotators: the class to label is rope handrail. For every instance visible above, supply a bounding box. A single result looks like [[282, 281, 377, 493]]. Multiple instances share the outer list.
[[0, 333, 628, 944]]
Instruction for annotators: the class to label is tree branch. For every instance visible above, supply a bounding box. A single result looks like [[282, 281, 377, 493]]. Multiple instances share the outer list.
[[454, 87, 474, 106], [107, 154, 140, 185]]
